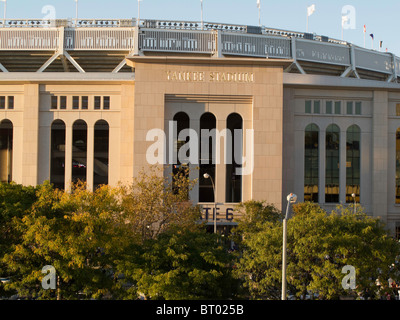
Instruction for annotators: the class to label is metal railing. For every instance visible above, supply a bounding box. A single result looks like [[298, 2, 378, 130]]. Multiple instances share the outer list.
[[65, 28, 135, 50], [139, 29, 215, 54], [0, 18, 398, 81], [0, 28, 60, 50], [221, 33, 291, 59]]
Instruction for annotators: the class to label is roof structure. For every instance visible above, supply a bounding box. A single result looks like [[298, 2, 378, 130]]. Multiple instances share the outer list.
[[0, 18, 398, 83]]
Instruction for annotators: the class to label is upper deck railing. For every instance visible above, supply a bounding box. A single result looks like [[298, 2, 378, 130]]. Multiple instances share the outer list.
[[0, 18, 398, 80]]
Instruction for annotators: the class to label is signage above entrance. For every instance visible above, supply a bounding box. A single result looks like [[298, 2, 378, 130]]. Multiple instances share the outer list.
[[166, 71, 255, 83]]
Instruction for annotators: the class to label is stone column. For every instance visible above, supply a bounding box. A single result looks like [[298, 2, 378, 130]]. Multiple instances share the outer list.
[[65, 122, 73, 192], [86, 123, 94, 191], [22, 84, 39, 186], [372, 90, 389, 221]]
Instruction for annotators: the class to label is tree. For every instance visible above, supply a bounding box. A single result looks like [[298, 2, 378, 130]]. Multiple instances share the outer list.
[[0, 183, 38, 298], [235, 202, 400, 300], [115, 227, 239, 300], [231, 200, 282, 246], [2, 166, 235, 300], [2, 181, 124, 299]]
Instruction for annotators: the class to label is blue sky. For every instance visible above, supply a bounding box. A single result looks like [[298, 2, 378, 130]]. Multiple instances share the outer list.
[[3, 0, 400, 55]]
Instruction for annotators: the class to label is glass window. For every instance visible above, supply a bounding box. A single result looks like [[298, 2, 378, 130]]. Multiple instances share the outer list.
[[81, 96, 88, 110], [51, 96, 58, 110], [199, 112, 216, 203], [346, 125, 360, 203], [0, 96, 5, 109], [347, 101, 353, 115], [93, 120, 109, 190], [73, 96, 80, 110], [305, 100, 312, 114], [50, 120, 66, 190], [0, 119, 13, 183], [7, 96, 14, 110], [313, 100, 321, 114], [355, 102, 362, 115], [335, 101, 341, 115], [396, 104, 400, 117], [226, 113, 243, 203], [103, 96, 110, 110], [304, 124, 319, 202], [60, 96, 67, 110], [72, 120, 87, 184], [326, 124, 340, 203], [172, 112, 190, 197], [326, 101, 333, 114], [94, 96, 101, 110]]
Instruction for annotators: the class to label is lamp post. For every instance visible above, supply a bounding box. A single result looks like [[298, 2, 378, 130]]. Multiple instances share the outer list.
[[352, 193, 356, 215], [282, 193, 297, 300], [203, 173, 217, 234]]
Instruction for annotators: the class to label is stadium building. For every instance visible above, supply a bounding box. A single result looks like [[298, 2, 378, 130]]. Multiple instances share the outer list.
[[1, 18, 400, 237]]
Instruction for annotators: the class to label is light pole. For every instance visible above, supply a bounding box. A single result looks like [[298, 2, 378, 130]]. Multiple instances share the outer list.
[[352, 193, 356, 215], [203, 173, 217, 234], [282, 193, 297, 300]]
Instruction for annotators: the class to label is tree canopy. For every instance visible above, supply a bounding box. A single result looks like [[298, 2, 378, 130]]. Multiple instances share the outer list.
[[234, 201, 400, 300]]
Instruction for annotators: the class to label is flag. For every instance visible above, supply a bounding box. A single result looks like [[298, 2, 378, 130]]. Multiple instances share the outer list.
[[380, 41, 383, 48], [307, 4, 315, 17], [257, 0, 261, 9], [363, 25, 366, 33], [370, 33, 374, 39]]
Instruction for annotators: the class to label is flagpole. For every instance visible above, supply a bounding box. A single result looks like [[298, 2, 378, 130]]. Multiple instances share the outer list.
[[201, 0, 203, 30], [3, 0, 6, 25], [137, 0, 141, 27], [306, 10, 308, 32], [364, 32, 365, 48], [341, 22, 343, 40], [363, 25, 366, 48], [75, 0, 78, 23]]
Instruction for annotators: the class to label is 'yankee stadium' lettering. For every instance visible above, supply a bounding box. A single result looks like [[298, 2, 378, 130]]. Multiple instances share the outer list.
[[166, 71, 255, 83]]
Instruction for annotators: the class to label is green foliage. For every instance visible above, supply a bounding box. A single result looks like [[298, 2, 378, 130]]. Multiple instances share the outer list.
[[116, 228, 238, 300], [235, 202, 400, 300], [0, 182, 38, 298], [231, 200, 282, 246], [0, 167, 239, 300]]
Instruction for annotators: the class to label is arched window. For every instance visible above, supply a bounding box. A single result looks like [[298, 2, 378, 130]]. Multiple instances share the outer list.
[[304, 123, 319, 202], [50, 120, 66, 189], [172, 112, 190, 196], [346, 125, 360, 203], [226, 113, 243, 203], [396, 128, 400, 204], [93, 120, 109, 190], [199, 112, 216, 202], [326, 124, 340, 203], [0, 119, 13, 183], [72, 120, 87, 184]]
